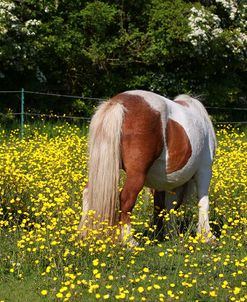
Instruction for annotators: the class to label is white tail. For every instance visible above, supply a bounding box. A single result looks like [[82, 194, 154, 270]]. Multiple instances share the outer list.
[[86, 100, 125, 226]]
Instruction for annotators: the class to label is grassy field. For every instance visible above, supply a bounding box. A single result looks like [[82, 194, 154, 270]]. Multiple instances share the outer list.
[[0, 123, 246, 302]]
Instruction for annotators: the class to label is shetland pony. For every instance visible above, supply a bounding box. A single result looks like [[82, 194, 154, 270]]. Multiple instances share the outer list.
[[78, 90, 216, 243]]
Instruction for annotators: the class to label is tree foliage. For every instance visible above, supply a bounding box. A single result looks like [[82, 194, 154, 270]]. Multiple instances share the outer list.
[[0, 0, 246, 113]]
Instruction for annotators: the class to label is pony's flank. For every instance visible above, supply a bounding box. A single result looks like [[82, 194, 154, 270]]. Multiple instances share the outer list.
[[175, 95, 216, 142], [87, 101, 125, 226]]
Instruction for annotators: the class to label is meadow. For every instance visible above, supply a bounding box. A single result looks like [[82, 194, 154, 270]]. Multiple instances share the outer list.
[[0, 123, 246, 302]]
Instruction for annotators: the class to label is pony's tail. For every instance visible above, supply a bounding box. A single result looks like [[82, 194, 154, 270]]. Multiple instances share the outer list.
[[87, 100, 125, 226]]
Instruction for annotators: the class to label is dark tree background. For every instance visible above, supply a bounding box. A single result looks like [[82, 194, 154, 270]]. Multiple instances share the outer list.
[[0, 0, 246, 116]]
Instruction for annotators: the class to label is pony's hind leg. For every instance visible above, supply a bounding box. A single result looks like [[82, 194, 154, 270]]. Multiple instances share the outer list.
[[119, 93, 164, 244], [120, 173, 146, 245]]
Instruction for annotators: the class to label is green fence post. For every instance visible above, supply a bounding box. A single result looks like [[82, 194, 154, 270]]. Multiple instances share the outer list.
[[21, 88, 24, 139]]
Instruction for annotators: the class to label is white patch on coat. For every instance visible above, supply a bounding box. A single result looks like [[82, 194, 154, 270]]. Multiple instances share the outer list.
[[124, 91, 216, 191]]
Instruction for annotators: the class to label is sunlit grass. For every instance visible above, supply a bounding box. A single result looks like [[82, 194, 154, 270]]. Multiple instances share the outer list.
[[0, 124, 246, 301]]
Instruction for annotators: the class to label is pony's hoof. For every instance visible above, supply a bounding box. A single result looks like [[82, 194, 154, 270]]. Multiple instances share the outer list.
[[121, 236, 139, 248], [205, 234, 218, 245], [127, 237, 139, 247]]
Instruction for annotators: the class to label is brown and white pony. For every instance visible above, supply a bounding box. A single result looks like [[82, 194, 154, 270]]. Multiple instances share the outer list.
[[78, 90, 216, 243]]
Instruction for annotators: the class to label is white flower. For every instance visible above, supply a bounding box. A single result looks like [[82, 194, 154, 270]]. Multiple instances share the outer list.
[[23, 19, 41, 36], [0, 1, 18, 36], [215, 0, 238, 20], [25, 19, 41, 27], [0, 1, 15, 10], [187, 6, 223, 48]]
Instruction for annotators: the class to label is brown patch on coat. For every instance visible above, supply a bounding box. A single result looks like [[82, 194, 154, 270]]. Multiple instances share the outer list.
[[175, 100, 190, 107], [110, 92, 164, 174], [166, 119, 192, 174]]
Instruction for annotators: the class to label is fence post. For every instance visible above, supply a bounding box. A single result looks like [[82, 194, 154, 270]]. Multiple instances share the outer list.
[[21, 88, 24, 139]]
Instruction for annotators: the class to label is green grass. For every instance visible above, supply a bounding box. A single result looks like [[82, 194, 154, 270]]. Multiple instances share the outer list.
[[0, 123, 246, 302], [0, 230, 246, 301]]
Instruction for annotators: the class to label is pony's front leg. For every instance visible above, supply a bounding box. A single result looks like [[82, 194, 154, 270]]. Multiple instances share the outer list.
[[120, 174, 145, 246], [153, 190, 166, 240], [196, 170, 216, 242], [198, 196, 211, 235], [153, 189, 184, 240]]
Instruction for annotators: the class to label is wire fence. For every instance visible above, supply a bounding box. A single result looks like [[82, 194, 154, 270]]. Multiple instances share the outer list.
[[1, 89, 247, 138]]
